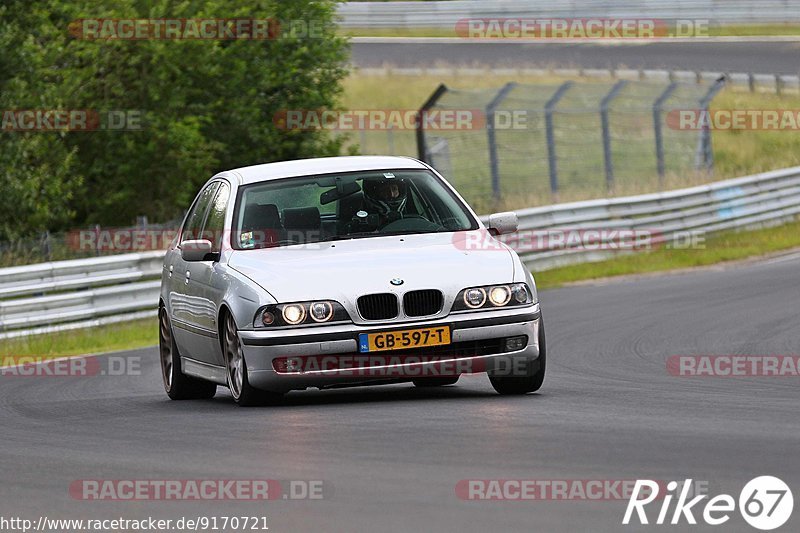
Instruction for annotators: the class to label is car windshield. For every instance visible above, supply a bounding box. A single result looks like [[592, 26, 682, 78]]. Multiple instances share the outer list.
[[232, 169, 477, 249]]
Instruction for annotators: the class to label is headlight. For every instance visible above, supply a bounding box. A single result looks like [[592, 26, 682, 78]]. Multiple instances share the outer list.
[[511, 284, 528, 304], [464, 287, 487, 308], [452, 283, 532, 312], [488, 286, 511, 306], [282, 304, 306, 325], [261, 310, 276, 326], [254, 300, 350, 328], [309, 301, 333, 322]]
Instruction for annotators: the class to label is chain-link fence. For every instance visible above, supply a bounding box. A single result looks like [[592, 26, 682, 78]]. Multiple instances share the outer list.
[[420, 78, 725, 210], [351, 76, 725, 212]]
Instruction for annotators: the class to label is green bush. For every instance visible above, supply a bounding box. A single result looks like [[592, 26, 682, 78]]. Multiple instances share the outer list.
[[0, 0, 349, 239]]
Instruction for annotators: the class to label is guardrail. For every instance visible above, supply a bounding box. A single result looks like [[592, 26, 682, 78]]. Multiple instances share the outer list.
[[0, 252, 163, 339], [339, 1, 800, 26], [496, 166, 800, 270], [2, 167, 799, 338]]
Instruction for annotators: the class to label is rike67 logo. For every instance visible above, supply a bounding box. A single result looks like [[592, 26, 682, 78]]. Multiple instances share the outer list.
[[624, 477, 793, 530]]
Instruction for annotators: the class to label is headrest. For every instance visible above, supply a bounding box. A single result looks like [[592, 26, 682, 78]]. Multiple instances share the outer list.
[[283, 207, 321, 230], [242, 203, 281, 230]]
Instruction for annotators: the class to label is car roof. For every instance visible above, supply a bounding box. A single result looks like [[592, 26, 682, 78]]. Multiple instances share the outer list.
[[228, 156, 429, 185]]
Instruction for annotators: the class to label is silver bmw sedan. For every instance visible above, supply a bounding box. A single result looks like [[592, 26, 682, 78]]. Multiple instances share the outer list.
[[159, 156, 545, 406]]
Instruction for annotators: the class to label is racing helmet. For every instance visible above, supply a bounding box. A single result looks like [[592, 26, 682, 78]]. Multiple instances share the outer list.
[[362, 177, 408, 216]]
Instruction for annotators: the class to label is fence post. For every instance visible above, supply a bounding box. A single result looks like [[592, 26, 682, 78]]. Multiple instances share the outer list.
[[695, 76, 727, 172], [359, 130, 367, 154], [416, 84, 448, 163], [545, 81, 573, 198], [94, 224, 101, 256], [600, 80, 628, 193], [653, 82, 678, 183], [387, 123, 395, 155], [41, 230, 51, 262], [486, 82, 517, 202]]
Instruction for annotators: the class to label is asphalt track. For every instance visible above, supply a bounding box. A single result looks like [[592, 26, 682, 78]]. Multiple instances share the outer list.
[[351, 39, 800, 74], [1, 251, 798, 532]]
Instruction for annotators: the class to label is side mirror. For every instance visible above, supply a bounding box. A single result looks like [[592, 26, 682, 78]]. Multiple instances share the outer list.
[[181, 239, 215, 262], [487, 212, 518, 236]]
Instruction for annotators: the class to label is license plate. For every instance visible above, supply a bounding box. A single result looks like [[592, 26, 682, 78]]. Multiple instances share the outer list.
[[358, 326, 451, 353]]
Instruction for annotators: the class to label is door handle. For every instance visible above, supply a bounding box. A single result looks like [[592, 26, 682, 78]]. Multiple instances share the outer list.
[[185, 270, 190, 285], [168, 265, 173, 278]]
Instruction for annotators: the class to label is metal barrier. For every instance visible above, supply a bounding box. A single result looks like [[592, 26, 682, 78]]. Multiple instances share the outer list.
[[486, 166, 800, 270], [0, 252, 163, 339], [1, 166, 799, 338], [338, 1, 800, 26]]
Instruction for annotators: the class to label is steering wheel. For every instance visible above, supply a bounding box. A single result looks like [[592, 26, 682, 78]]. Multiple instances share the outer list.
[[380, 216, 442, 233], [437, 216, 464, 230]]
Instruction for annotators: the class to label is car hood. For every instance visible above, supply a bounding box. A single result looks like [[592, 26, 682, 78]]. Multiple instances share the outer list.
[[227, 231, 515, 303]]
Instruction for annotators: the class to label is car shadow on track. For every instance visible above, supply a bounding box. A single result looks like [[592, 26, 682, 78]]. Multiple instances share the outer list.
[[152, 382, 545, 410], [281, 384, 497, 407]]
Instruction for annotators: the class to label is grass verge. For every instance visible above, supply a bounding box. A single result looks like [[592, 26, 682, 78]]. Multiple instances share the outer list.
[[0, 318, 157, 359], [534, 219, 800, 289]]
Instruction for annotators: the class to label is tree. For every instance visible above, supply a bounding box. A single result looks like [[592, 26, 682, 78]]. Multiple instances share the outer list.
[[0, 2, 83, 239], [0, 0, 349, 238]]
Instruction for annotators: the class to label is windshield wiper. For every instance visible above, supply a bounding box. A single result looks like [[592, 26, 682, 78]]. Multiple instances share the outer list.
[[321, 232, 379, 242], [322, 229, 443, 242]]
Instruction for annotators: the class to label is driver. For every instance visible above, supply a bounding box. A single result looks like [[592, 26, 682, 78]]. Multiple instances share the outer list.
[[361, 177, 408, 224]]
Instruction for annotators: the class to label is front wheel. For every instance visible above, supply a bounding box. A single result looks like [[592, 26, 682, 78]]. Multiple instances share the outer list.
[[159, 307, 217, 400], [489, 318, 546, 395], [223, 312, 283, 407]]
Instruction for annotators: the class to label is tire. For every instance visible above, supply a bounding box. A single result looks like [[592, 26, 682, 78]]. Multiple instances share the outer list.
[[222, 312, 283, 407], [413, 376, 460, 387], [159, 306, 217, 400], [489, 317, 547, 395]]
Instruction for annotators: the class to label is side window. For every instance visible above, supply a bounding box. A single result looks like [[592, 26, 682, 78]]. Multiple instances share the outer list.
[[201, 182, 230, 253], [181, 183, 219, 244]]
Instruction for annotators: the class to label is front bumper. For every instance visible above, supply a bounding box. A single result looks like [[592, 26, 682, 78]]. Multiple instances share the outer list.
[[239, 304, 541, 392]]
